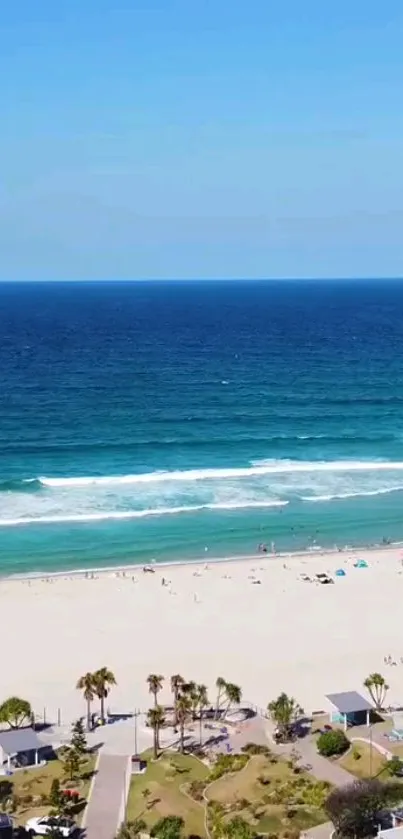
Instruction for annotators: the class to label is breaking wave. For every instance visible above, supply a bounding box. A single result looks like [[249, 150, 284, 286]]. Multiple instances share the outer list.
[[36, 459, 403, 488], [0, 499, 288, 528]]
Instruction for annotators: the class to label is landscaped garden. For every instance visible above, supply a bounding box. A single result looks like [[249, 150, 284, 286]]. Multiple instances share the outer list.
[[124, 745, 330, 839], [126, 750, 209, 837], [0, 749, 96, 826], [0, 718, 96, 828], [338, 742, 387, 779]]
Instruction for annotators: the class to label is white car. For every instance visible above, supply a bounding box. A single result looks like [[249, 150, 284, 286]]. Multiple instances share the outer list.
[[25, 815, 77, 837]]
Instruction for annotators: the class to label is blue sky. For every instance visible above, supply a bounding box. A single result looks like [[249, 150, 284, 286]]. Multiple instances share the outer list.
[[1, 0, 403, 280]]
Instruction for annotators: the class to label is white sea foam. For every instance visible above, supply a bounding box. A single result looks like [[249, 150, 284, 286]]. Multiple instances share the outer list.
[[39, 459, 403, 489], [0, 499, 288, 527], [301, 486, 403, 502]]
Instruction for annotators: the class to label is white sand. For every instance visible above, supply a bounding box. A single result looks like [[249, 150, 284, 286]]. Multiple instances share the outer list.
[[3, 546, 403, 725]]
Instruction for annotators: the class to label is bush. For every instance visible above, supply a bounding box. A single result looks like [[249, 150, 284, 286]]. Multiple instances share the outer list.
[[188, 780, 205, 802], [241, 743, 271, 756], [317, 729, 349, 757], [208, 753, 248, 781], [386, 756, 403, 777], [151, 816, 185, 839]]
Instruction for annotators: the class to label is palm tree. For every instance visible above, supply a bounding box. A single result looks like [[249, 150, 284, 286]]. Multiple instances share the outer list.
[[364, 673, 389, 711], [196, 684, 208, 746], [181, 680, 197, 697], [224, 682, 242, 714], [76, 672, 95, 731], [215, 676, 227, 719], [188, 685, 200, 721], [147, 674, 164, 708], [147, 705, 166, 759], [93, 667, 117, 723], [170, 674, 185, 726], [175, 694, 192, 753], [267, 692, 303, 742]]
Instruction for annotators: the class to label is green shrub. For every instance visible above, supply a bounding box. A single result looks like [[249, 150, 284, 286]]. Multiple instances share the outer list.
[[317, 729, 349, 757], [386, 756, 403, 777], [188, 780, 205, 802], [241, 743, 271, 757], [208, 753, 248, 781]]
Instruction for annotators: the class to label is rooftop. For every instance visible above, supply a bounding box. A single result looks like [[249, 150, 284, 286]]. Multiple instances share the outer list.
[[0, 727, 44, 755], [325, 691, 373, 714]]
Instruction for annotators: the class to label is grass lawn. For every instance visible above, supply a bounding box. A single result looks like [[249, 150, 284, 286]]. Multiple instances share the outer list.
[[126, 750, 209, 837], [205, 755, 290, 804], [206, 754, 328, 838], [3, 751, 96, 827], [126, 750, 329, 839], [339, 743, 387, 779]]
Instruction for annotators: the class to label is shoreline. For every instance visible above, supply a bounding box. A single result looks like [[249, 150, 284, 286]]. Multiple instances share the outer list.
[[3, 539, 403, 583]]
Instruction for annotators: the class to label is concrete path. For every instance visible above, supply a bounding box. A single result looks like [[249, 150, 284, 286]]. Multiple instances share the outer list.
[[83, 753, 130, 839], [264, 719, 355, 787], [292, 738, 355, 786]]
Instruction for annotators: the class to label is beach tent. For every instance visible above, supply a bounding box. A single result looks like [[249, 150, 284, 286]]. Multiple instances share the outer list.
[[354, 559, 368, 569], [335, 569, 346, 577]]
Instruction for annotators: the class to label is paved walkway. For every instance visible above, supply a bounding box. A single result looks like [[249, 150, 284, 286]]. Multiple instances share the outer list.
[[83, 753, 130, 839], [291, 738, 355, 786], [264, 719, 355, 787]]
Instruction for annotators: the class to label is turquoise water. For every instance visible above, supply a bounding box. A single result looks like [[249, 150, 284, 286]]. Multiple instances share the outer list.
[[2, 279, 403, 575]]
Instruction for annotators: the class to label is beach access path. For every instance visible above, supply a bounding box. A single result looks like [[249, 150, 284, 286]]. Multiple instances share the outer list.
[[83, 752, 130, 839]]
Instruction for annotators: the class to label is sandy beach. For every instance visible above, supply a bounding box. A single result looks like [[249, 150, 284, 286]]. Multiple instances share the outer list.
[[3, 545, 403, 725]]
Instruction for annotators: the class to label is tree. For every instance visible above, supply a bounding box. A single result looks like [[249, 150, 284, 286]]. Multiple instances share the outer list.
[[147, 706, 166, 759], [188, 686, 199, 722], [196, 684, 208, 746], [147, 674, 164, 708], [71, 718, 87, 757], [117, 819, 147, 839], [0, 696, 32, 729], [170, 675, 185, 726], [325, 778, 402, 839], [215, 677, 226, 719], [93, 667, 117, 722], [223, 816, 256, 839], [317, 729, 349, 757], [175, 694, 192, 753], [364, 673, 389, 711], [151, 815, 184, 839], [224, 683, 242, 714], [267, 692, 303, 742], [49, 778, 63, 811], [76, 672, 95, 731], [61, 745, 82, 782]]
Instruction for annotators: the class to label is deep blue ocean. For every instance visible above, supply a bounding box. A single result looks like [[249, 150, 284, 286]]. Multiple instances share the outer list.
[[1, 279, 403, 575]]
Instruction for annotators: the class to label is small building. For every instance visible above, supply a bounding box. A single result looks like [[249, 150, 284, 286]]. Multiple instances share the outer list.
[[326, 691, 373, 730], [0, 727, 46, 772]]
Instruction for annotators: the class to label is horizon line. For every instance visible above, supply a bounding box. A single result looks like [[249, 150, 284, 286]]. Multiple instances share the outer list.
[[0, 276, 403, 283]]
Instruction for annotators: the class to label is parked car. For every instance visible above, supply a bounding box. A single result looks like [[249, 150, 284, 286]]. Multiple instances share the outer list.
[[25, 816, 77, 837]]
